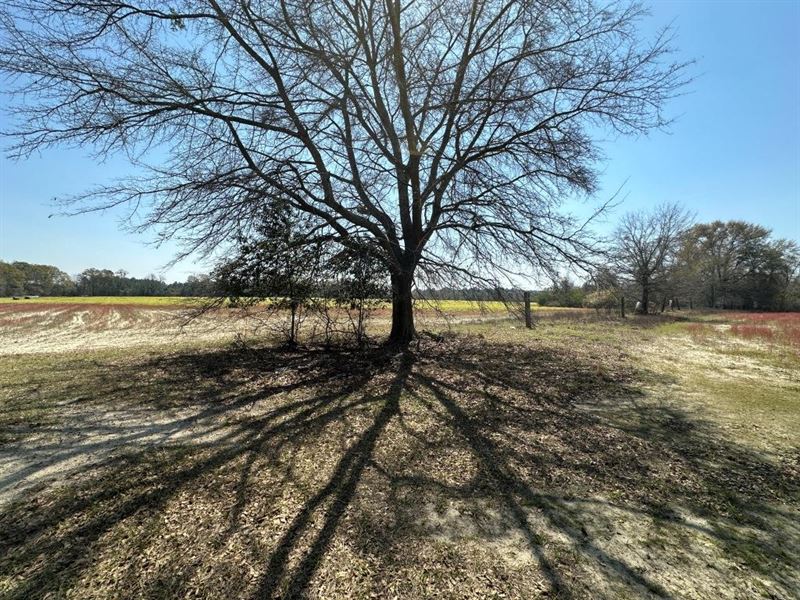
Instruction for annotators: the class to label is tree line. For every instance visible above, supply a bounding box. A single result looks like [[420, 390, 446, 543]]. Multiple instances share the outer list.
[[0, 262, 214, 297], [3, 207, 798, 314], [420, 209, 800, 313], [597, 206, 799, 313]]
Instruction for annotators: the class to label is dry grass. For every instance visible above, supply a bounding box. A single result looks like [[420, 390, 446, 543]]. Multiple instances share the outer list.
[[0, 296, 193, 306], [0, 301, 574, 355], [0, 311, 798, 599]]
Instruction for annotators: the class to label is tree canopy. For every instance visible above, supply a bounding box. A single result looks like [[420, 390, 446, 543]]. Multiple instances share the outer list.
[[1, 0, 689, 341]]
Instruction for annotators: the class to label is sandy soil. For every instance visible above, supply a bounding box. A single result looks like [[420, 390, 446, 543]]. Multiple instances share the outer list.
[[1, 314, 798, 598], [0, 304, 502, 503], [0, 304, 260, 355], [0, 303, 513, 355], [0, 399, 240, 505]]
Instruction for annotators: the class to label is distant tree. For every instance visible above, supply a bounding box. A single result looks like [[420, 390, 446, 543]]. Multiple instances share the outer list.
[[678, 221, 798, 310], [533, 277, 585, 307], [746, 239, 799, 310], [785, 261, 800, 311], [681, 221, 769, 308], [0, 0, 689, 344], [183, 275, 215, 297], [613, 203, 692, 313], [77, 268, 117, 296], [0, 261, 74, 296], [0, 261, 25, 296]]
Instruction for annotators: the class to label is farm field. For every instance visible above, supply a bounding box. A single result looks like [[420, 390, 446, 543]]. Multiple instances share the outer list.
[[1, 295, 581, 314], [0, 298, 569, 355], [0, 305, 798, 599], [0, 296, 524, 310], [0, 296, 193, 306]]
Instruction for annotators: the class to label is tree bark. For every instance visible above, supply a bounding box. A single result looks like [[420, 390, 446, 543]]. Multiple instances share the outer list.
[[289, 300, 298, 346], [641, 285, 649, 314], [388, 269, 415, 345]]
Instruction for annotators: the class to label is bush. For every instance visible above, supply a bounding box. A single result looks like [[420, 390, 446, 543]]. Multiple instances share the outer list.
[[583, 289, 618, 313]]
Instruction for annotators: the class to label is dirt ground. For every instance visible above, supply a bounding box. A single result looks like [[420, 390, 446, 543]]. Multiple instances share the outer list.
[[0, 302, 516, 355], [0, 307, 798, 599], [0, 303, 266, 355]]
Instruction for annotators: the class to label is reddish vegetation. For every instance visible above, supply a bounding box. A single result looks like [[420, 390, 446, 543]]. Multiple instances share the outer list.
[[729, 324, 774, 341], [725, 312, 800, 350], [686, 323, 712, 339], [681, 312, 800, 352]]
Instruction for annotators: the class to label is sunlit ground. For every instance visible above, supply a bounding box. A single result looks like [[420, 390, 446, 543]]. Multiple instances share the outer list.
[[0, 303, 797, 599]]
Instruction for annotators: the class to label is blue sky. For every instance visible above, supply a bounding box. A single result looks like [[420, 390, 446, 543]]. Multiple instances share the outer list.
[[1, 0, 799, 280]]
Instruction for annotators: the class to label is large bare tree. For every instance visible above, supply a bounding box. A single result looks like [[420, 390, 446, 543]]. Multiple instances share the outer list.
[[613, 202, 692, 312], [0, 0, 688, 343]]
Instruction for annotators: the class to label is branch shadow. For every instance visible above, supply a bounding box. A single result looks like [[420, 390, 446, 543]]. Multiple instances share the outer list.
[[1, 337, 797, 599]]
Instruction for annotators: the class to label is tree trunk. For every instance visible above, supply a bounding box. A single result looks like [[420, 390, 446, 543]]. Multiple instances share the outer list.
[[289, 301, 298, 346], [641, 285, 649, 314], [388, 269, 415, 345]]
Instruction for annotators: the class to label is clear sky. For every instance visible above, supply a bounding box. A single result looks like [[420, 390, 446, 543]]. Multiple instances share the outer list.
[[1, 0, 798, 280]]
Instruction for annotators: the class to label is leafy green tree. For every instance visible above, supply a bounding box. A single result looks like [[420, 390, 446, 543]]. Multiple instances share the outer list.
[[678, 221, 798, 310], [0, 261, 74, 296], [0, 262, 25, 296]]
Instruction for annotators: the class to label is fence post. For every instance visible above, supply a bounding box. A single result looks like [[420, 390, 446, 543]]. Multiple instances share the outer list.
[[620, 296, 626, 318], [524, 291, 532, 329]]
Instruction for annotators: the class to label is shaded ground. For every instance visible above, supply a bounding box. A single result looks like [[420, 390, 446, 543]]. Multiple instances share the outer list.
[[1, 318, 797, 599]]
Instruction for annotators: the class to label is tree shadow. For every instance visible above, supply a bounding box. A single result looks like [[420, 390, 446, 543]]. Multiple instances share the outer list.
[[0, 337, 797, 599]]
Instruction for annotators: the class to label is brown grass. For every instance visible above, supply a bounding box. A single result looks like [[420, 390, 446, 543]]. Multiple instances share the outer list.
[[1, 321, 798, 599]]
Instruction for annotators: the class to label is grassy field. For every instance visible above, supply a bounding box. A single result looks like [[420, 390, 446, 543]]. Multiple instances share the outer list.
[[0, 296, 565, 314], [0, 307, 797, 599]]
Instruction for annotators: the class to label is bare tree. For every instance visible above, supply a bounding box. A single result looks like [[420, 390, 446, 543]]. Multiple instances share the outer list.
[[613, 203, 692, 313], [0, 0, 689, 343]]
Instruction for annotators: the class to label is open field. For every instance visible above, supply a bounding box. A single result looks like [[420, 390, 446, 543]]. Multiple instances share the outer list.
[[1, 296, 526, 311], [0, 299, 573, 355], [1, 295, 580, 315], [0, 306, 798, 599], [0, 296, 193, 306]]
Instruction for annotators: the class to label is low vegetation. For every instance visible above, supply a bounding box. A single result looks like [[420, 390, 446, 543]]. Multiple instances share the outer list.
[[0, 303, 797, 599], [0, 296, 193, 306], [684, 311, 800, 354]]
